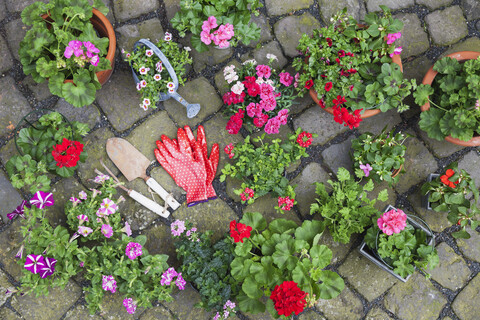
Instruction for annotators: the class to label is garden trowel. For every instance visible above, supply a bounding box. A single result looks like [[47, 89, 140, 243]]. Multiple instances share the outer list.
[[106, 138, 181, 217]]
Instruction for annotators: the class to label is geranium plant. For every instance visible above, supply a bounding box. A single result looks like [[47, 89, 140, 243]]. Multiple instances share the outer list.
[[292, 7, 416, 128], [421, 164, 480, 239], [65, 174, 125, 242], [172, 220, 239, 318], [310, 167, 388, 243], [364, 207, 439, 279], [5, 155, 51, 193], [413, 56, 480, 142], [124, 33, 192, 110], [19, 0, 112, 107], [229, 212, 344, 318], [223, 55, 297, 135], [170, 0, 262, 52], [220, 129, 316, 211], [351, 126, 410, 185]]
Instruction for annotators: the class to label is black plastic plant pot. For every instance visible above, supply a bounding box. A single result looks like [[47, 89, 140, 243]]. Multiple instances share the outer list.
[[358, 205, 435, 282], [422, 173, 440, 210]]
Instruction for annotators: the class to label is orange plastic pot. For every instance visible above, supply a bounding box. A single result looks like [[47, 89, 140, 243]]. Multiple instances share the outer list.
[[309, 54, 403, 119], [420, 51, 480, 147]]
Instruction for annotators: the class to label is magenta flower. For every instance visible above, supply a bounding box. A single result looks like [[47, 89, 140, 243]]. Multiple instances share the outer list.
[[101, 224, 113, 238], [77, 214, 89, 224], [64, 40, 83, 59], [125, 242, 143, 260], [83, 41, 100, 54], [279, 72, 294, 87], [386, 32, 402, 45], [160, 267, 178, 286], [69, 197, 81, 207], [377, 208, 407, 235], [78, 226, 93, 237], [79, 191, 88, 200], [390, 47, 403, 57], [256, 65, 272, 79], [277, 109, 289, 125], [202, 16, 218, 32], [360, 163, 373, 177], [15, 244, 25, 259], [120, 222, 132, 237], [24, 254, 45, 274], [39, 257, 56, 278], [123, 297, 137, 314], [200, 30, 212, 45], [175, 273, 186, 290], [171, 220, 186, 236], [30, 191, 54, 209], [7, 200, 30, 220], [102, 275, 117, 293], [79, 261, 85, 267], [100, 198, 118, 215]]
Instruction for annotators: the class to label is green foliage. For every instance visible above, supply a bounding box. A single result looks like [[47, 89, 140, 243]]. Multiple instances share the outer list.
[[5, 155, 51, 193], [19, 0, 111, 107], [421, 163, 480, 239], [351, 126, 410, 185], [220, 129, 315, 212], [231, 212, 344, 317], [292, 7, 415, 114], [124, 38, 192, 109], [310, 167, 388, 243], [173, 222, 240, 314], [171, 0, 262, 52], [414, 56, 480, 142]]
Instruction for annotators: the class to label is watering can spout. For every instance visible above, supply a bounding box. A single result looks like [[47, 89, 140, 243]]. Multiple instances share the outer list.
[[169, 91, 201, 118]]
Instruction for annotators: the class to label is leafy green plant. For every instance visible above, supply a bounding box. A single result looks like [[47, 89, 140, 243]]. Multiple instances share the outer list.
[[292, 7, 416, 128], [414, 56, 480, 142], [220, 129, 315, 211], [5, 155, 51, 193], [421, 164, 480, 239], [170, 0, 262, 52], [351, 126, 410, 185], [172, 220, 239, 316], [310, 167, 388, 243], [364, 207, 439, 279], [19, 0, 111, 107], [230, 212, 344, 318]]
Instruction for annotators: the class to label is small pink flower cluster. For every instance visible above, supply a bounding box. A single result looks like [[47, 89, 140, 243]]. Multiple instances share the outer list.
[[160, 267, 187, 290], [278, 196, 295, 211], [240, 187, 254, 202], [171, 219, 186, 236], [102, 275, 117, 293], [386, 32, 402, 45], [224, 143, 235, 159], [264, 109, 288, 134], [213, 300, 236, 320], [64, 40, 100, 67], [200, 16, 234, 48], [377, 208, 407, 235]]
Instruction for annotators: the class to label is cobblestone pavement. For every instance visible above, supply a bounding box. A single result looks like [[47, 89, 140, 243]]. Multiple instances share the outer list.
[[1, 0, 480, 319]]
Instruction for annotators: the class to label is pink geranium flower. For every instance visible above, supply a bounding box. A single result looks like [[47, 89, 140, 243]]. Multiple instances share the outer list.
[[377, 208, 407, 235], [202, 16, 218, 32]]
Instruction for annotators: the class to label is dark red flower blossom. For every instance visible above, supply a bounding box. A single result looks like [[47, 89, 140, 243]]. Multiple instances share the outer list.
[[304, 80, 314, 89], [226, 112, 243, 134], [223, 92, 246, 106], [338, 50, 345, 57], [253, 114, 269, 127], [325, 82, 333, 92], [332, 95, 347, 106], [229, 220, 252, 243], [346, 52, 354, 57], [347, 68, 357, 74], [52, 138, 83, 168], [297, 131, 313, 148], [335, 58, 341, 65], [270, 281, 307, 317], [326, 38, 332, 47]]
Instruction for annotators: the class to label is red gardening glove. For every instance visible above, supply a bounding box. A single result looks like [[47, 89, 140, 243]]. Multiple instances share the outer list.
[[184, 125, 219, 200], [154, 128, 208, 206]]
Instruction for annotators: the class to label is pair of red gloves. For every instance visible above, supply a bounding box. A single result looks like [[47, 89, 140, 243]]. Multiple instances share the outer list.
[[155, 125, 219, 206]]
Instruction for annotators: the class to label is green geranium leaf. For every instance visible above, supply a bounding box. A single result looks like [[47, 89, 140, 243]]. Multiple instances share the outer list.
[[231, 257, 253, 280], [310, 245, 333, 269], [272, 239, 298, 270], [452, 230, 471, 239], [433, 57, 462, 75], [237, 291, 265, 314], [240, 212, 267, 231], [62, 75, 96, 108], [268, 219, 298, 235], [242, 276, 263, 299], [419, 108, 445, 141], [295, 220, 324, 245], [265, 299, 279, 319], [315, 270, 345, 300], [413, 84, 434, 106], [234, 239, 253, 257], [49, 73, 66, 97]]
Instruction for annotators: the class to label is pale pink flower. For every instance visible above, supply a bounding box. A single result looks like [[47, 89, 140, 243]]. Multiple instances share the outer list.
[[202, 16, 218, 32], [377, 208, 407, 235], [231, 81, 244, 95], [200, 30, 212, 45], [145, 49, 154, 57]]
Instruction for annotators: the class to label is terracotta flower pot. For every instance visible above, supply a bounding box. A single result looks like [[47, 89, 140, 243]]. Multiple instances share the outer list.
[[420, 51, 480, 147], [309, 54, 403, 119], [391, 162, 404, 178]]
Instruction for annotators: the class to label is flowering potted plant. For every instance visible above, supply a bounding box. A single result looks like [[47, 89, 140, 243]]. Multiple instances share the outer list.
[[310, 167, 388, 243], [413, 52, 480, 146], [220, 129, 316, 212], [421, 164, 480, 239], [65, 174, 126, 242], [83, 234, 184, 315], [170, 0, 262, 52], [171, 220, 239, 318], [292, 7, 416, 129], [6, 111, 89, 193], [229, 212, 344, 317], [124, 33, 192, 111], [19, 0, 116, 107], [351, 126, 410, 185], [360, 205, 439, 281], [223, 55, 297, 135]]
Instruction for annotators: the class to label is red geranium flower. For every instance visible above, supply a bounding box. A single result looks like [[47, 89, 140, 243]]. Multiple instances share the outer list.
[[297, 131, 313, 148], [52, 138, 83, 168], [333, 107, 362, 129], [229, 220, 252, 243], [270, 281, 307, 317], [304, 80, 314, 89], [325, 82, 333, 92], [440, 169, 458, 188]]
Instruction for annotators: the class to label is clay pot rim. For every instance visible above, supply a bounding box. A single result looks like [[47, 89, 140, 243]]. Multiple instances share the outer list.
[[420, 51, 480, 147]]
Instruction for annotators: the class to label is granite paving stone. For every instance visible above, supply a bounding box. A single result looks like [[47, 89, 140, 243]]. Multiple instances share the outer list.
[[298, 309, 326, 320], [0, 171, 23, 223], [164, 77, 222, 128], [384, 272, 447, 320], [319, 228, 359, 265], [265, 0, 314, 16], [0, 219, 24, 280], [0, 0, 6, 22], [429, 242, 470, 291], [48, 178, 84, 227], [367, 0, 414, 11], [357, 109, 402, 135], [458, 150, 480, 187], [318, 0, 366, 23], [164, 0, 181, 21], [247, 41, 288, 71], [225, 176, 243, 202], [244, 194, 302, 224], [0, 35, 13, 73], [11, 280, 81, 320], [407, 188, 451, 233], [164, 285, 212, 320], [63, 304, 103, 320], [95, 70, 151, 132], [339, 250, 399, 301], [456, 229, 480, 262], [5, 19, 27, 60], [5, 0, 47, 13], [141, 222, 179, 268], [187, 38, 233, 72], [365, 307, 394, 320], [21, 76, 52, 102], [291, 162, 331, 217], [248, 14, 274, 47], [425, 6, 469, 46], [54, 99, 102, 130], [394, 13, 430, 58], [315, 285, 364, 320], [289, 94, 314, 115], [273, 13, 321, 57], [0, 308, 23, 320], [394, 134, 438, 194], [417, 0, 453, 10], [417, 124, 465, 158], [99, 292, 145, 320], [461, 0, 480, 20], [293, 107, 349, 146], [0, 269, 14, 307], [321, 136, 354, 175], [116, 18, 165, 58], [139, 305, 175, 320], [0, 77, 31, 139], [452, 273, 480, 319], [112, 0, 159, 22], [441, 37, 480, 57], [366, 181, 396, 212], [403, 56, 433, 84]]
